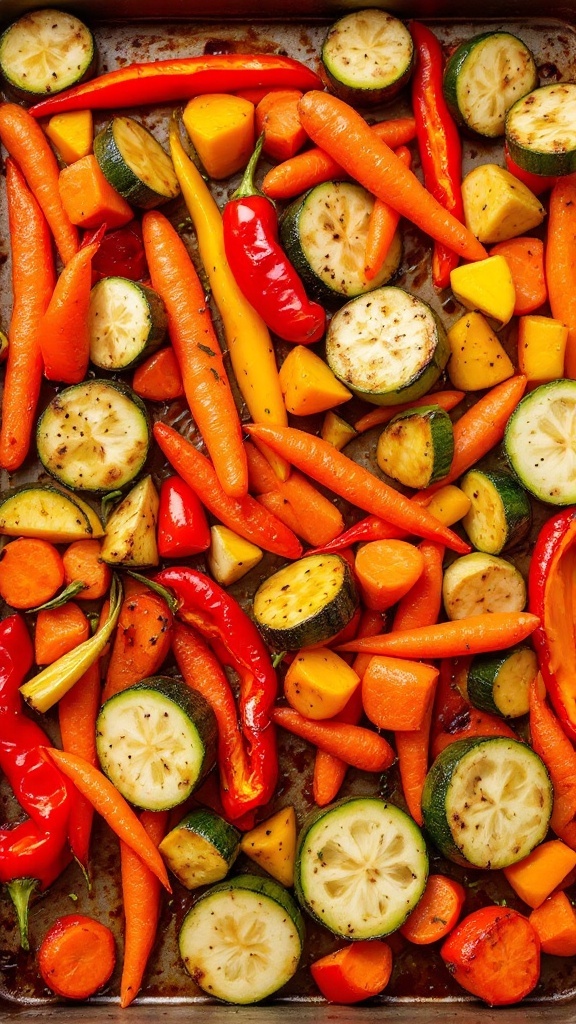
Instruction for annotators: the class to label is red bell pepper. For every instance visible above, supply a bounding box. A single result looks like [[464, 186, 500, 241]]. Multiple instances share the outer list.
[[410, 22, 464, 289], [157, 475, 210, 559], [504, 144, 557, 195], [222, 135, 326, 344], [90, 221, 148, 283]]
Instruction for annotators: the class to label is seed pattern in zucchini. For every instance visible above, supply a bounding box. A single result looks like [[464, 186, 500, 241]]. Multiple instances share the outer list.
[[460, 469, 531, 555], [376, 404, 454, 488], [506, 83, 576, 176], [89, 277, 167, 370], [504, 379, 576, 505], [442, 552, 526, 620], [160, 808, 240, 889], [322, 10, 414, 105], [94, 115, 180, 209], [0, 9, 95, 99]]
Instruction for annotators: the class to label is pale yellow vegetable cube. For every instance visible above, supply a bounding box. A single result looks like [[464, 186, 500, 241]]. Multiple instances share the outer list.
[[462, 163, 545, 243], [284, 647, 360, 720], [321, 410, 357, 450], [450, 256, 516, 326], [518, 315, 567, 382], [183, 94, 254, 180], [426, 485, 471, 526], [240, 807, 297, 887], [447, 310, 514, 390], [46, 110, 93, 164], [279, 345, 351, 416], [208, 525, 263, 586]]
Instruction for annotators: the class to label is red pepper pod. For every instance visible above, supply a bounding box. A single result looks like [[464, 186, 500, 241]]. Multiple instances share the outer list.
[[89, 221, 148, 283], [0, 614, 33, 714], [158, 475, 211, 559]]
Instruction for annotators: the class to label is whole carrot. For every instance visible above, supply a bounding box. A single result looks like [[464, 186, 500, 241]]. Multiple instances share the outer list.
[[58, 663, 101, 876], [338, 612, 540, 658], [271, 707, 394, 772], [102, 579, 173, 702], [40, 238, 100, 384], [0, 104, 78, 264], [354, 390, 464, 434], [142, 211, 247, 499], [297, 92, 487, 262], [120, 810, 168, 1008], [546, 176, 576, 377], [364, 146, 412, 280], [0, 160, 55, 473], [245, 424, 469, 554]]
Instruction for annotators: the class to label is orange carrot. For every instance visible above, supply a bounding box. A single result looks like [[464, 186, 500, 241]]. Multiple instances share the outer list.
[[432, 707, 516, 759], [529, 892, 576, 956], [297, 92, 487, 262], [43, 748, 171, 891], [400, 875, 465, 944], [0, 159, 55, 473], [132, 346, 184, 402], [58, 662, 101, 874], [362, 656, 438, 731], [396, 704, 433, 825], [256, 89, 307, 162], [0, 538, 64, 611], [354, 390, 464, 434], [35, 601, 90, 666], [62, 540, 112, 602], [546, 176, 576, 377], [491, 237, 547, 316], [245, 424, 470, 554], [393, 541, 444, 632], [102, 583, 173, 702], [262, 116, 417, 199], [142, 210, 247, 498], [355, 539, 425, 611], [529, 676, 576, 848], [337, 612, 540, 658], [39, 239, 99, 383], [38, 914, 116, 1000], [311, 940, 393, 1003], [120, 810, 168, 1008], [351, 610, 385, 681], [364, 146, 412, 280], [504, 840, 576, 909], [154, 422, 303, 559], [0, 104, 78, 264], [245, 440, 280, 493], [271, 706, 394, 772]]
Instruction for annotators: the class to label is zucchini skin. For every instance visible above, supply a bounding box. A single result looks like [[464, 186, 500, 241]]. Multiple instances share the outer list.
[[460, 469, 532, 555], [94, 117, 179, 209], [377, 404, 454, 488], [160, 807, 240, 887], [89, 277, 167, 370], [321, 11, 414, 107], [0, 10, 96, 101], [504, 379, 576, 505], [506, 84, 576, 176], [466, 646, 536, 718]]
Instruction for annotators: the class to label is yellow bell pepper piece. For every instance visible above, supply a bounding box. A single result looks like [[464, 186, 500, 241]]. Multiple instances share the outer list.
[[183, 94, 255, 180], [425, 485, 471, 526], [240, 807, 297, 887], [45, 110, 93, 164], [279, 346, 351, 416], [284, 648, 360, 720], [518, 315, 567, 383], [207, 525, 263, 586], [450, 256, 516, 327], [447, 310, 514, 390], [462, 163, 546, 244], [321, 410, 357, 450]]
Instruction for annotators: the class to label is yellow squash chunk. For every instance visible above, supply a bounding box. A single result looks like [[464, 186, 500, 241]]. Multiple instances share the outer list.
[[447, 310, 515, 390], [462, 163, 546, 244], [101, 476, 159, 567], [183, 94, 255, 180], [321, 410, 357, 450], [284, 647, 360, 720], [450, 256, 516, 327], [279, 346, 351, 416], [46, 110, 94, 164], [207, 525, 263, 586], [426, 485, 471, 527], [240, 807, 297, 887], [518, 315, 568, 383]]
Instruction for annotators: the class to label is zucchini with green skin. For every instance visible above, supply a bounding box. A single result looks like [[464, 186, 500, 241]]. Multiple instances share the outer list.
[[94, 116, 180, 209], [101, 475, 159, 568], [0, 485, 103, 542], [159, 808, 240, 889], [422, 737, 552, 869], [506, 84, 576, 176], [504, 379, 576, 504], [460, 469, 531, 555], [442, 552, 526, 620], [89, 277, 167, 370], [322, 10, 414, 106], [376, 404, 454, 488], [0, 9, 96, 100], [179, 874, 304, 1004], [464, 646, 537, 718]]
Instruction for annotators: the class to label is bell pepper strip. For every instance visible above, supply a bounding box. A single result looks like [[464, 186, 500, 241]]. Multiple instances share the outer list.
[[529, 676, 576, 849], [529, 509, 576, 740], [29, 53, 323, 118], [158, 475, 211, 559], [337, 612, 540, 658], [90, 221, 148, 283], [58, 663, 102, 879], [410, 22, 464, 289], [222, 135, 326, 345], [546, 176, 576, 378], [271, 707, 395, 772]]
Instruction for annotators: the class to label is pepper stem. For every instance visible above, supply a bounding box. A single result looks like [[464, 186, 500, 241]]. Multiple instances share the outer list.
[[126, 571, 179, 616], [6, 877, 38, 951], [232, 133, 266, 201]]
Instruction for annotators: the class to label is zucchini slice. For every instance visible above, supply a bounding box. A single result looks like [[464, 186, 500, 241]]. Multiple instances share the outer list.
[[422, 737, 552, 869], [89, 277, 167, 370], [101, 475, 159, 568], [0, 9, 95, 100], [179, 875, 304, 1004], [159, 808, 240, 889], [504, 379, 576, 505], [322, 10, 414, 106], [466, 646, 538, 718], [376, 404, 454, 488], [94, 116, 180, 209], [295, 798, 428, 939], [460, 469, 532, 555], [442, 552, 526, 620], [280, 181, 401, 307], [0, 484, 102, 542], [443, 32, 537, 138], [506, 83, 576, 177], [325, 287, 449, 406], [96, 677, 217, 811], [253, 553, 358, 652], [37, 379, 151, 493]]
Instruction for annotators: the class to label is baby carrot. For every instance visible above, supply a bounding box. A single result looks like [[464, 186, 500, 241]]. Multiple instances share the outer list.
[[35, 601, 89, 666], [393, 541, 444, 632], [338, 612, 540, 658], [491, 237, 547, 316], [364, 146, 411, 280], [529, 676, 576, 848], [102, 581, 173, 702], [58, 662, 101, 875], [400, 875, 465, 944], [120, 810, 168, 1008], [39, 239, 99, 384], [271, 707, 394, 772], [62, 540, 112, 602], [354, 390, 464, 434], [355, 539, 425, 611], [546, 176, 576, 377]]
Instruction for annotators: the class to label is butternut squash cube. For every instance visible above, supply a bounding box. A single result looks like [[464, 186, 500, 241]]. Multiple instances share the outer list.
[[503, 840, 576, 909], [207, 525, 263, 586], [279, 346, 351, 416], [321, 410, 357, 450], [447, 311, 514, 390], [183, 94, 255, 180], [284, 647, 360, 720], [240, 807, 297, 887], [426, 485, 471, 527], [46, 110, 93, 164], [518, 315, 567, 383], [450, 256, 516, 327], [462, 163, 546, 243], [59, 155, 133, 229]]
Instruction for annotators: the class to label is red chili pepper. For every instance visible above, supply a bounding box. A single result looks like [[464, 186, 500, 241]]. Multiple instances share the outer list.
[[410, 22, 464, 290], [309, 514, 405, 555], [528, 508, 576, 742], [157, 475, 211, 559], [504, 144, 557, 196], [90, 222, 148, 283], [222, 135, 326, 344], [29, 54, 323, 118]]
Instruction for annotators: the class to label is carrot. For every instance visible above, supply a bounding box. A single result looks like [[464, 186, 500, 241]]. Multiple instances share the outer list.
[[256, 89, 307, 162], [337, 612, 540, 658], [396, 703, 433, 826], [529, 891, 576, 956], [529, 675, 576, 848], [120, 810, 168, 1008], [432, 707, 516, 759], [35, 601, 90, 666], [312, 686, 363, 807], [262, 116, 417, 199], [440, 906, 540, 1006], [39, 238, 100, 384], [236, 86, 289, 105], [546, 176, 576, 377], [0, 160, 55, 473], [131, 346, 184, 402], [154, 422, 302, 560], [355, 539, 425, 611], [58, 662, 101, 875], [362, 656, 438, 732], [43, 748, 171, 891], [504, 840, 576, 909], [0, 538, 64, 611], [297, 92, 487, 262], [400, 875, 466, 944], [351, 610, 385, 681], [393, 541, 444, 632], [38, 914, 116, 1000], [271, 706, 394, 772], [364, 146, 412, 280], [354, 390, 465, 434], [245, 424, 470, 554], [62, 540, 112, 602], [490, 237, 547, 316], [311, 940, 393, 1004], [102, 582, 173, 702], [0, 104, 78, 264], [142, 210, 247, 498]]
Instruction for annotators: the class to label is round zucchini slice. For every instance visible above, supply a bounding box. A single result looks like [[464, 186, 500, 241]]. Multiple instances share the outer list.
[[94, 115, 180, 209], [504, 380, 576, 505], [0, 9, 95, 100], [376, 404, 454, 489], [37, 379, 151, 493], [295, 798, 428, 939], [326, 287, 449, 406], [466, 646, 537, 718], [422, 737, 552, 869], [460, 469, 531, 555], [506, 83, 576, 177], [96, 677, 217, 810], [89, 277, 167, 370], [322, 10, 414, 106], [252, 553, 358, 652], [159, 808, 240, 889], [179, 874, 304, 1004], [442, 552, 526, 620]]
